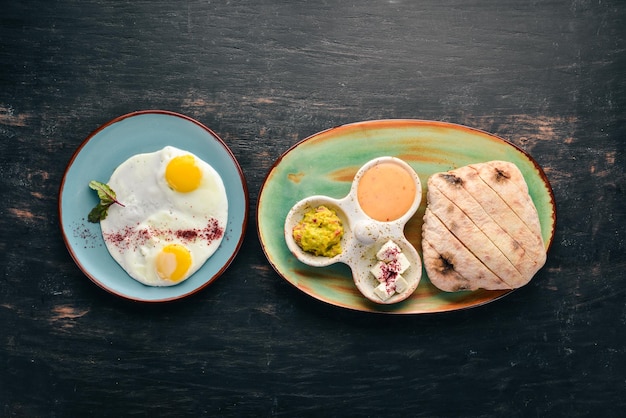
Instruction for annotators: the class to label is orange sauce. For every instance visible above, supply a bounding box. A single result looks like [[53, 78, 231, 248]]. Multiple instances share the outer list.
[[356, 162, 416, 222]]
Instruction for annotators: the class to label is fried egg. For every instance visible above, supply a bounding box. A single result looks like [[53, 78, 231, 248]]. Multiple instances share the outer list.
[[100, 146, 228, 286]]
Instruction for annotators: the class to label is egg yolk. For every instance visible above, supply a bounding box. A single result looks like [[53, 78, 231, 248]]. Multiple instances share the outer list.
[[156, 244, 192, 282], [165, 155, 202, 193]]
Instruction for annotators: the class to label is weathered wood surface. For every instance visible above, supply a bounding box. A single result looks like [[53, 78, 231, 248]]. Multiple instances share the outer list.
[[1, 0, 625, 416]]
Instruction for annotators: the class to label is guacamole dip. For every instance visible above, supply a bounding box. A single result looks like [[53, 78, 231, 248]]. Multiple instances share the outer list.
[[292, 205, 344, 257]]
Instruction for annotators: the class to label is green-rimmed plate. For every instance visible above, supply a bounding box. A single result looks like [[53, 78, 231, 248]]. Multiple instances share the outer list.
[[257, 120, 556, 314]]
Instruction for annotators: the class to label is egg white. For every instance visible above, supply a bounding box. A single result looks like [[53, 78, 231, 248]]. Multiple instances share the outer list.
[[100, 146, 228, 286]]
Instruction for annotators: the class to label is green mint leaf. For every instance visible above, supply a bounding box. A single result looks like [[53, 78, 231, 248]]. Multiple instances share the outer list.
[[87, 180, 124, 223], [89, 180, 116, 205], [88, 203, 110, 223]]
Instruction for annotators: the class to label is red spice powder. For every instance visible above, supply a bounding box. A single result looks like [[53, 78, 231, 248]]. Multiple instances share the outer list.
[[176, 229, 198, 240], [103, 218, 224, 249], [379, 262, 399, 283], [380, 246, 400, 261]]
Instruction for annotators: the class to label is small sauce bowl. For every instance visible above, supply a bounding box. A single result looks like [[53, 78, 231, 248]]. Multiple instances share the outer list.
[[284, 157, 423, 304]]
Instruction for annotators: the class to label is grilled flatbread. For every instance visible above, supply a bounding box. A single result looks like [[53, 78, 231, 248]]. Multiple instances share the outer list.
[[422, 161, 546, 292]]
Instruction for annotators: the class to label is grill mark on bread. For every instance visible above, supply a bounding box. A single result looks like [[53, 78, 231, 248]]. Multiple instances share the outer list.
[[422, 240, 471, 292], [494, 167, 510, 181], [486, 161, 529, 193], [440, 173, 464, 186], [438, 252, 455, 274]]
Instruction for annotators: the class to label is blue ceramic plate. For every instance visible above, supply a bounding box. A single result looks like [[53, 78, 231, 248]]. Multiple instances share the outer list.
[[59, 110, 248, 302]]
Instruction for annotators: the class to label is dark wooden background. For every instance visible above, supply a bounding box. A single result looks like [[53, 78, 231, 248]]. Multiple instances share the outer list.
[[1, 1, 625, 416]]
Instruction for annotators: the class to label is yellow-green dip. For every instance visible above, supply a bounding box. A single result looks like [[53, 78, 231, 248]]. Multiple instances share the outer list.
[[292, 205, 344, 257]]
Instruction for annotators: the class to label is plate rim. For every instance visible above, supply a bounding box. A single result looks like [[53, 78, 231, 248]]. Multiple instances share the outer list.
[[58, 109, 249, 302], [256, 118, 556, 314]]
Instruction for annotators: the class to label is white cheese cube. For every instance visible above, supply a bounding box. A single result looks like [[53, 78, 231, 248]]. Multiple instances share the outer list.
[[391, 252, 411, 275], [370, 261, 404, 283], [394, 275, 408, 293], [370, 261, 388, 282], [376, 240, 402, 262], [373, 282, 394, 301]]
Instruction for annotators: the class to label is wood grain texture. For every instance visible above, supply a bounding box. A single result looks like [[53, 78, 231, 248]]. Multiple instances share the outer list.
[[1, 0, 625, 416]]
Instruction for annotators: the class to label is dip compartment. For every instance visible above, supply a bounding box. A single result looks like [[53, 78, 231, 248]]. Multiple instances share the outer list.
[[284, 196, 351, 268], [351, 236, 422, 305], [352, 157, 421, 224]]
